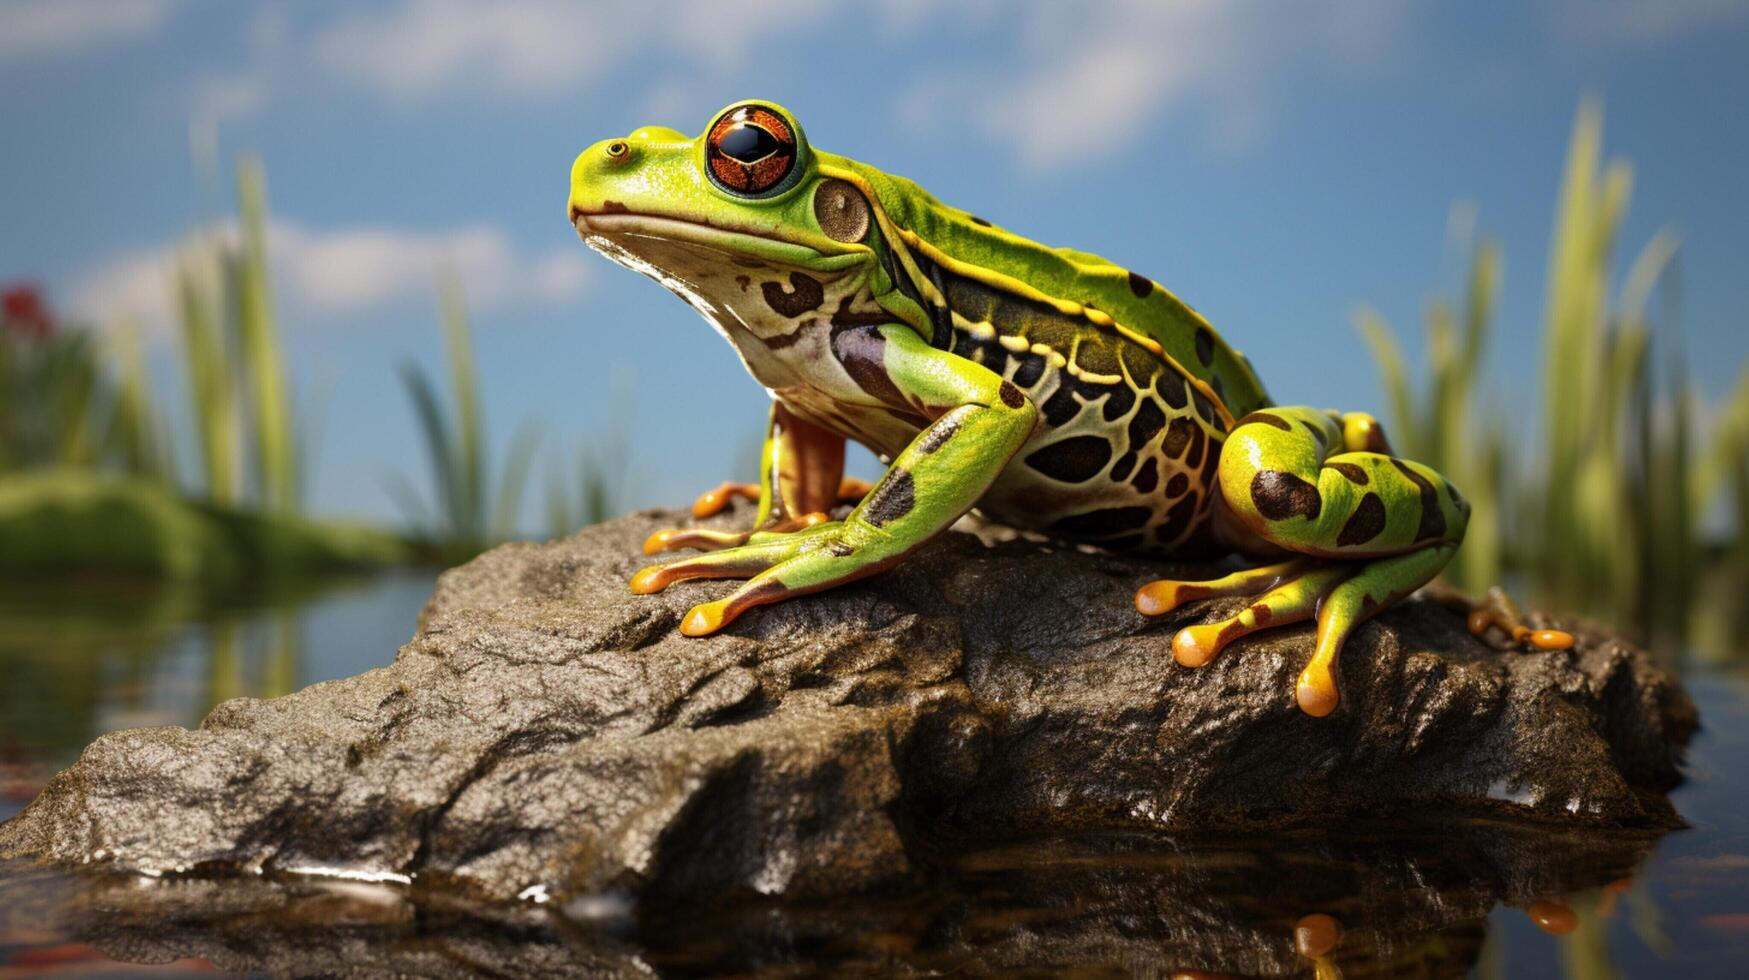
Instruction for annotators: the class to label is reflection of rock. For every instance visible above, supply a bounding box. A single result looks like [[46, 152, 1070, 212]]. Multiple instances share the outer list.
[[0, 820, 1664, 977], [1, 506, 1695, 915]]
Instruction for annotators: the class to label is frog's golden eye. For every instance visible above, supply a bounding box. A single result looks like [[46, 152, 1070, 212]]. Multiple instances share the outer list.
[[706, 105, 796, 195]]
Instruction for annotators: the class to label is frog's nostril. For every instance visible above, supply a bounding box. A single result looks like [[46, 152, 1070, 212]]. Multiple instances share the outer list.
[[605, 141, 631, 163]]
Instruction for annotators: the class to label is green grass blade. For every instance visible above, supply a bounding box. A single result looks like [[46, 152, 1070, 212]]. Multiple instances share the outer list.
[[490, 419, 542, 541], [1353, 306, 1419, 458], [398, 361, 463, 539], [438, 273, 482, 537], [235, 156, 296, 513]]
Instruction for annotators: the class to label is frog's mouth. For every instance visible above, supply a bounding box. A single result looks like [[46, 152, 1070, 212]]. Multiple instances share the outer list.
[[571, 209, 865, 272]]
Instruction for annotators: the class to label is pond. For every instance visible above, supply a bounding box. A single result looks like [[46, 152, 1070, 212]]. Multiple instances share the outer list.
[[1, 571, 1745, 978]]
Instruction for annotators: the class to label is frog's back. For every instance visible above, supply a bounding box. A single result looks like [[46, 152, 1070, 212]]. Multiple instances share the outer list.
[[836, 158, 1269, 554], [845, 159, 1270, 420]]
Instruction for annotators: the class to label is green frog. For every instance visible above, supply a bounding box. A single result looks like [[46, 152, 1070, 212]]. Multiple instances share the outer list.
[[567, 101, 1470, 717]]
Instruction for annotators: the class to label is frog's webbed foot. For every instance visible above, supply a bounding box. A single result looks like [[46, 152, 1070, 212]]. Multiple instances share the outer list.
[[630, 519, 867, 635], [1138, 546, 1458, 717]]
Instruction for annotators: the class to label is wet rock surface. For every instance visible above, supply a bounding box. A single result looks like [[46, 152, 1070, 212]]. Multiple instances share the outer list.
[[1, 506, 1696, 918]]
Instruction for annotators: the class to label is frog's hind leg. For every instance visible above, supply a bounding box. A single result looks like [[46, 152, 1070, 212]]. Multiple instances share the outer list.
[[1136, 406, 1469, 716]]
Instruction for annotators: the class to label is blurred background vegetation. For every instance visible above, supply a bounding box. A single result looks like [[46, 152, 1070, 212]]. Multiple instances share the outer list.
[[1358, 103, 1749, 664], [0, 155, 629, 583]]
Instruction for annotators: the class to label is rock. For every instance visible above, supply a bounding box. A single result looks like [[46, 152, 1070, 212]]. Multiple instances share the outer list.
[[0, 506, 1697, 914]]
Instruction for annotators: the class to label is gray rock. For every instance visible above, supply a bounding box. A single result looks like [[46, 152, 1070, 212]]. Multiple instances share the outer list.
[[1, 506, 1696, 916]]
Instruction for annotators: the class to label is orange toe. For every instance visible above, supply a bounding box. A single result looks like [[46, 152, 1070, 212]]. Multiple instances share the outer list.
[[1295, 668, 1339, 718], [1171, 623, 1226, 668], [629, 566, 670, 595], [680, 600, 731, 636], [1135, 581, 1186, 617], [1528, 629, 1574, 651]]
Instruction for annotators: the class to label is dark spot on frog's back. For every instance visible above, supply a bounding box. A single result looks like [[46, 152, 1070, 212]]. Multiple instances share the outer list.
[[1195, 327, 1215, 366], [861, 469, 915, 527], [1127, 397, 1166, 450], [1025, 435, 1112, 483], [1011, 351, 1046, 388], [1338, 492, 1387, 546], [1238, 411, 1292, 432], [999, 380, 1026, 409], [1127, 271, 1153, 297], [1157, 371, 1188, 409], [762, 272, 824, 318], [1251, 470, 1322, 521], [1161, 415, 1196, 459], [1328, 461, 1369, 485], [1130, 457, 1159, 493], [1052, 506, 1153, 539], [969, 215, 993, 227], [1392, 458, 1448, 542]]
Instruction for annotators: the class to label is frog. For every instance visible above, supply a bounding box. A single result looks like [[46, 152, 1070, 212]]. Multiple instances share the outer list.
[[567, 100, 1471, 717]]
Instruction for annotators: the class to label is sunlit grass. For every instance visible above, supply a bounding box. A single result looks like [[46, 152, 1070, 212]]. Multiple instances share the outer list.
[[1360, 101, 1749, 649]]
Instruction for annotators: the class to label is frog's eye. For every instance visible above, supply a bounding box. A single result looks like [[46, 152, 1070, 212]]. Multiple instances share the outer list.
[[706, 105, 797, 196]]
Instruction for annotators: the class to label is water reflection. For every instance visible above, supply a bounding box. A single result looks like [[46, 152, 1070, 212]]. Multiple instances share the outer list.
[[0, 571, 436, 823], [0, 816, 1672, 977]]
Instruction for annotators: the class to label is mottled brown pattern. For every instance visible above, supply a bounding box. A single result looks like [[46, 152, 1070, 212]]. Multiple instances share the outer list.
[[1238, 411, 1292, 431], [1337, 492, 1387, 547], [860, 468, 916, 527], [829, 324, 909, 411], [1195, 327, 1215, 366], [1162, 416, 1197, 459], [761, 272, 823, 317], [1251, 470, 1322, 522], [1391, 458, 1447, 543], [1025, 436, 1113, 484], [1130, 458, 1159, 493], [1328, 461, 1369, 485]]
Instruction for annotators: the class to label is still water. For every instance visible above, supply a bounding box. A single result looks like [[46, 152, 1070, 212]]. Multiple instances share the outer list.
[[0, 572, 1746, 978]]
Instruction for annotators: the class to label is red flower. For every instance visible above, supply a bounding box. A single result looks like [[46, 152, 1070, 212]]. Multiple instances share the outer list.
[[2, 282, 55, 339]]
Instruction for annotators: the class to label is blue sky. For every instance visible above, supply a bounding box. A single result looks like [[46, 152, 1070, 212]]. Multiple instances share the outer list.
[[2, 0, 1747, 526]]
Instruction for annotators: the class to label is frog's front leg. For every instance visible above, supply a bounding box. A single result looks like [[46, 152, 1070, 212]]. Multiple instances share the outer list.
[[644, 402, 872, 554], [632, 323, 1037, 636], [1137, 407, 1470, 717]]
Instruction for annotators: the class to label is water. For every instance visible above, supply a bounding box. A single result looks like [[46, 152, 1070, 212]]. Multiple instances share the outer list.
[[1, 573, 1746, 978]]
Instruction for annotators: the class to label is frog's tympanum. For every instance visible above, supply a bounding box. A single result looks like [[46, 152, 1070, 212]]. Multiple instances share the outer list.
[[568, 101, 1471, 717]]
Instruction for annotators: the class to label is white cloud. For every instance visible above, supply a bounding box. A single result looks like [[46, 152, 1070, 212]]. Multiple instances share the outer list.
[[899, 0, 1409, 169], [0, 0, 179, 61], [74, 219, 591, 333], [1553, 0, 1749, 46], [313, 0, 827, 100]]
